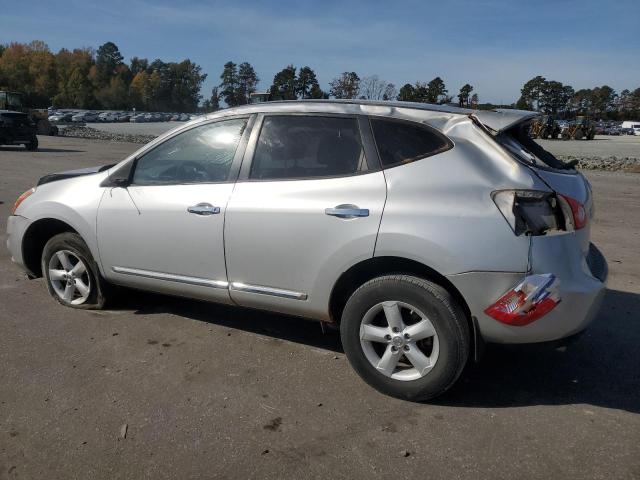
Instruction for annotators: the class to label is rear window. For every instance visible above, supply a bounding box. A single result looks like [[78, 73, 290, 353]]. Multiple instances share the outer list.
[[371, 118, 452, 168], [497, 123, 574, 171]]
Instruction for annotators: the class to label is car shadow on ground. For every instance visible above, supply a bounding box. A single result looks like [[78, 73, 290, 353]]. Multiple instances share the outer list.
[[0, 146, 85, 153], [437, 288, 640, 413], [113, 288, 639, 412], [112, 288, 343, 353]]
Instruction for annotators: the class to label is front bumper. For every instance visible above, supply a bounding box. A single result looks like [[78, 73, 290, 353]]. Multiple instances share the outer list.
[[6, 214, 29, 269], [447, 236, 607, 344]]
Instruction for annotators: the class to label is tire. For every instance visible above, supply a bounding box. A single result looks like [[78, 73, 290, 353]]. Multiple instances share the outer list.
[[25, 136, 38, 151], [340, 275, 470, 401], [41, 232, 108, 309]]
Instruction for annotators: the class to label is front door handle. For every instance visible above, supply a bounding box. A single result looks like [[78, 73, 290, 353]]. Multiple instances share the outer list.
[[187, 203, 220, 216], [325, 204, 369, 219]]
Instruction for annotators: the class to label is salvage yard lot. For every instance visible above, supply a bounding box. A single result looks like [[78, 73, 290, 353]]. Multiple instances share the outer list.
[[1, 136, 639, 479]]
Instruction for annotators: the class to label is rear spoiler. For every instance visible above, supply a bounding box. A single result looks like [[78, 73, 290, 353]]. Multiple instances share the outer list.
[[470, 109, 540, 134]]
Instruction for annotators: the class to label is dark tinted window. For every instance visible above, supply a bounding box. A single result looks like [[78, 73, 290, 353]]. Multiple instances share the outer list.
[[250, 116, 365, 180], [371, 119, 451, 168], [132, 118, 246, 185]]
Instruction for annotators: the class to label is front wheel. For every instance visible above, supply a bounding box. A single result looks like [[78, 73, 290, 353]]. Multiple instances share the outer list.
[[41, 232, 109, 309], [340, 275, 470, 401]]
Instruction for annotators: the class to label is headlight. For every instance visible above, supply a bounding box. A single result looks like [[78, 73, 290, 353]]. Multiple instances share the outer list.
[[11, 188, 35, 215]]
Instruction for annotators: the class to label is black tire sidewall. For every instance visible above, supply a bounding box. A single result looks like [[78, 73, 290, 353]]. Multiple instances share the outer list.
[[41, 232, 105, 309], [341, 275, 469, 401]]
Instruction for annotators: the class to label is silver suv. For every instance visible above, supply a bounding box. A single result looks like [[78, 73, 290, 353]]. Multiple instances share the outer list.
[[6, 100, 607, 400]]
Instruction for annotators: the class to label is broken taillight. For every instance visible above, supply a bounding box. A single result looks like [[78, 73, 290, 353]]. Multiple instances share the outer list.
[[484, 274, 561, 326], [558, 194, 587, 230], [492, 190, 563, 236]]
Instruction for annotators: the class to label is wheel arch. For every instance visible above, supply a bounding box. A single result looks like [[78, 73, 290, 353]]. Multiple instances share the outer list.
[[329, 256, 481, 361], [329, 256, 471, 323], [21, 218, 79, 277]]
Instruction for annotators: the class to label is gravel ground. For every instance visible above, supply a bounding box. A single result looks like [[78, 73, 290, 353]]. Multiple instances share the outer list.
[[59, 124, 640, 172], [0, 136, 639, 479], [59, 125, 157, 145]]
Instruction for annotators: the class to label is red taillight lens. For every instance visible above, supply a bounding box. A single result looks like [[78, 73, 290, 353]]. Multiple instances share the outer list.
[[11, 188, 35, 215], [559, 194, 587, 230], [484, 274, 561, 326]]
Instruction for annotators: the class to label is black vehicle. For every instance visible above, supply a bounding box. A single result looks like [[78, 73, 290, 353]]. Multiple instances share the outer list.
[[0, 110, 38, 150]]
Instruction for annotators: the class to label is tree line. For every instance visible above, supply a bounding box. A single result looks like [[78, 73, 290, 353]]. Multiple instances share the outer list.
[[210, 63, 478, 109], [2, 40, 639, 120], [0, 41, 206, 112], [515, 75, 640, 120]]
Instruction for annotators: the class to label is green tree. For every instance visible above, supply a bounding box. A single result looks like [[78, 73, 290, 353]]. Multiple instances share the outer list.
[[591, 85, 616, 117], [269, 65, 297, 100], [309, 83, 328, 99], [398, 83, 416, 101], [94, 41, 124, 88], [329, 72, 360, 99], [238, 62, 259, 104], [457, 84, 473, 107], [539, 80, 573, 115], [426, 77, 447, 103], [219, 61, 239, 106], [517, 75, 546, 110], [296, 66, 319, 99]]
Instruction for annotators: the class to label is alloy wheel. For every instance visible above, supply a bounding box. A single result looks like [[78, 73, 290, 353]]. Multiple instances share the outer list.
[[359, 301, 440, 381], [48, 250, 92, 305]]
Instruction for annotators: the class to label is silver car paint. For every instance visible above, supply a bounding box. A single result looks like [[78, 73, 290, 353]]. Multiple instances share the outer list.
[[6, 100, 607, 344], [225, 170, 387, 321], [97, 183, 235, 304]]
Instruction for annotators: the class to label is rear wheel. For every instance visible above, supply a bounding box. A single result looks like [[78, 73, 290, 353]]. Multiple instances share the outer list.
[[340, 275, 470, 401], [41, 232, 108, 309], [24, 136, 38, 151]]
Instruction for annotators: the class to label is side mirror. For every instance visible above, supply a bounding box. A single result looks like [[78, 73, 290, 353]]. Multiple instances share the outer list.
[[100, 176, 129, 188]]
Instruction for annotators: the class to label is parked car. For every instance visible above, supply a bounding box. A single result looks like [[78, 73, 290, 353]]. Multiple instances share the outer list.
[[117, 113, 131, 122], [71, 111, 99, 123], [129, 114, 147, 123], [6, 100, 607, 401], [98, 112, 119, 122], [0, 110, 38, 150], [48, 113, 73, 123]]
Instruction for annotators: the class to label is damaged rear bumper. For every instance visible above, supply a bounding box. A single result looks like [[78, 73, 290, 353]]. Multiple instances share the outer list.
[[447, 236, 607, 344]]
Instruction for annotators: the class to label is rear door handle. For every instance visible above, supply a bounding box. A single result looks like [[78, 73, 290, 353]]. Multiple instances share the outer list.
[[187, 203, 220, 216], [325, 204, 369, 219]]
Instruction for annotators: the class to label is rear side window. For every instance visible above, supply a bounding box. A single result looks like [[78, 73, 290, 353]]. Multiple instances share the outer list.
[[250, 115, 366, 180], [371, 119, 451, 168]]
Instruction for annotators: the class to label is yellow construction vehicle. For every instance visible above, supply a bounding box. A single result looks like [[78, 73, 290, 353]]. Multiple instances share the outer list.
[[561, 116, 596, 140], [530, 115, 560, 139]]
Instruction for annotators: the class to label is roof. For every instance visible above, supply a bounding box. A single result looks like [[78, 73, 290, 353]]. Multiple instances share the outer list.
[[204, 99, 539, 134]]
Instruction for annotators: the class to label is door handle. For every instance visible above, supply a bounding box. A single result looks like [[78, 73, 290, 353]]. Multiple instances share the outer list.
[[187, 203, 221, 215], [325, 204, 369, 219]]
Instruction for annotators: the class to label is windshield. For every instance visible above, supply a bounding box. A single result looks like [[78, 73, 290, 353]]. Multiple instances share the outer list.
[[495, 122, 575, 171]]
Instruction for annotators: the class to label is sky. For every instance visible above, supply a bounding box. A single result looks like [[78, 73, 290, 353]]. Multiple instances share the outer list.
[[1, 0, 638, 104]]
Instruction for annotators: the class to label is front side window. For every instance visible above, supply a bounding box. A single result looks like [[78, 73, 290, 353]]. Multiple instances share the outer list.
[[132, 118, 247, 185], [371, 118, 451, 168], [250, 115, 365, 180]]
